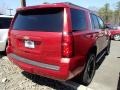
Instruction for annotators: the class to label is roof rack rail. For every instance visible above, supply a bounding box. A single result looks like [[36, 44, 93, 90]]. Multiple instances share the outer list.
[[57, 2, 80, 8], [61, 2, 90, 11], [43, 2, 94, 13], [43, 2, 50, 4], [64, 2, 80, 7]]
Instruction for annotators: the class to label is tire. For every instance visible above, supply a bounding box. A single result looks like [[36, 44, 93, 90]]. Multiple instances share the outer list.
[[3, 41, 8, 55], [113, 34, 120, 41], [106, 40, 111, 55], [81, 53, 96, 86]]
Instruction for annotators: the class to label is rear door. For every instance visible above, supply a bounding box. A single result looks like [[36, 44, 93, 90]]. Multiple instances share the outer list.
[[90, 14, 104, 54], [10, 8, 64, 65], [97, 16, 108, 49]]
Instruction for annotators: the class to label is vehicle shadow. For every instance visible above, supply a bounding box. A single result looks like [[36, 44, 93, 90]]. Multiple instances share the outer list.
[[117, 57, 120, 58], [117, 73, 120, 90], [21, 54, 107, 89], [22, 71, 80, 90], [0, 52, 6, 59]]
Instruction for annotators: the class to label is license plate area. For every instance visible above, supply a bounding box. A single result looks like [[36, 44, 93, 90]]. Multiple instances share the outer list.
[[24, 40, 35, 48]]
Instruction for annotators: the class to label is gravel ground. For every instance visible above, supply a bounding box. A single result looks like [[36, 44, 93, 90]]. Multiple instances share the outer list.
[[0, 41, 120, 90], [0, 55, 75, 90]]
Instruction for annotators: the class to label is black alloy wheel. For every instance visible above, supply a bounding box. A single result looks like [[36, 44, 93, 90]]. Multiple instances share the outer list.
[[82, 53, 96, 86]]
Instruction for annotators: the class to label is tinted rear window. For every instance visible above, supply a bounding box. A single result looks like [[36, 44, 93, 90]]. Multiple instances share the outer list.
[[13, 8, 63, 32], [70, 8, 87, 31], [0, 17, 12, 29]]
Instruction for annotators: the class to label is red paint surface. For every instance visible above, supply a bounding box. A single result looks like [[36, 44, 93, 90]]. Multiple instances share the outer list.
[[7, 3, 110, 80]]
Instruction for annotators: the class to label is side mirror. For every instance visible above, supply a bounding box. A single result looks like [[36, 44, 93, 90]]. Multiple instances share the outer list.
[[104, 25, 109, 29]]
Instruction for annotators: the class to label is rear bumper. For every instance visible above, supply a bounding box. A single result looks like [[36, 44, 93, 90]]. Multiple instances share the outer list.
[[0, 41, 6, 51], [7, 53, 72, 80], [7, 53, 85, 80]]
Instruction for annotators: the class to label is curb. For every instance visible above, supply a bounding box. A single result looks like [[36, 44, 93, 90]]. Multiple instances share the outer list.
[[61, 81, 94, 90], [77, 85, 93, 90]]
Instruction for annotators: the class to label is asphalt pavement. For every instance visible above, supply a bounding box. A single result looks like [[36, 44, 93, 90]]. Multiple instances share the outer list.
[[88, 41, 120, 90], [0, 41, 120, 90]]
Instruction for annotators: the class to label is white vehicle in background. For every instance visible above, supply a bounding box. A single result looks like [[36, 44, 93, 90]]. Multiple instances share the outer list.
[[0, 15, 13, 52], [117, 26, 120, 29]]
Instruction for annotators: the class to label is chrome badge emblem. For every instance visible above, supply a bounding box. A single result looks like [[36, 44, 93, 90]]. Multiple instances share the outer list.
[[23, 36, 29, 40]]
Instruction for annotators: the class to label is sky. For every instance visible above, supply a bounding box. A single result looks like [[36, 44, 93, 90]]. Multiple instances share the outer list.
[[0, 0, 119, 15]]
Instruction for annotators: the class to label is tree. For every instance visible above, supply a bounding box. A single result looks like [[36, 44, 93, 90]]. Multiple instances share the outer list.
[[98, 3, 113, 23], [104, 3, 109, 23], [114, 1, 120, 25], [116, 1, 120, 10]]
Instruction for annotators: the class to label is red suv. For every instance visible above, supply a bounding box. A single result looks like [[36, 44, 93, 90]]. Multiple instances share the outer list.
[[7, 2, 111, 85]]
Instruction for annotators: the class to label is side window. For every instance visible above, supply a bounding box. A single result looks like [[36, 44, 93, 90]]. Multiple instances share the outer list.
[[97, 16, 105, 29], [90, 14, 99, 29], [0, 17, 12, 29], [70, 8, 87, 31]]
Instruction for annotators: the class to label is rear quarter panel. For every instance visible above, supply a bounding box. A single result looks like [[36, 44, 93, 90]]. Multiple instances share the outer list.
[[68, 9, 97, 71]]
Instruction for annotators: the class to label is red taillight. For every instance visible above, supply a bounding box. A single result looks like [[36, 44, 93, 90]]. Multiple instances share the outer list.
[[62, 33, 74, 58]]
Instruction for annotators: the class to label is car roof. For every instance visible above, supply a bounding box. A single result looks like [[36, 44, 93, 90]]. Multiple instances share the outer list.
[[17, 2, 90, 12], [0, 15, 13, 18]]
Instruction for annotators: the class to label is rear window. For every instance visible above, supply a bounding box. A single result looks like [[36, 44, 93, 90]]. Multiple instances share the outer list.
[[70, 8, 87, 31], [0, 17, 12, 29], [13, 8, 63, 32]]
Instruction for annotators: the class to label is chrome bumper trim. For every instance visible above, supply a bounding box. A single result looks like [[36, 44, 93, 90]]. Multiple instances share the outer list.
[[8, 53, 60, 71]]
